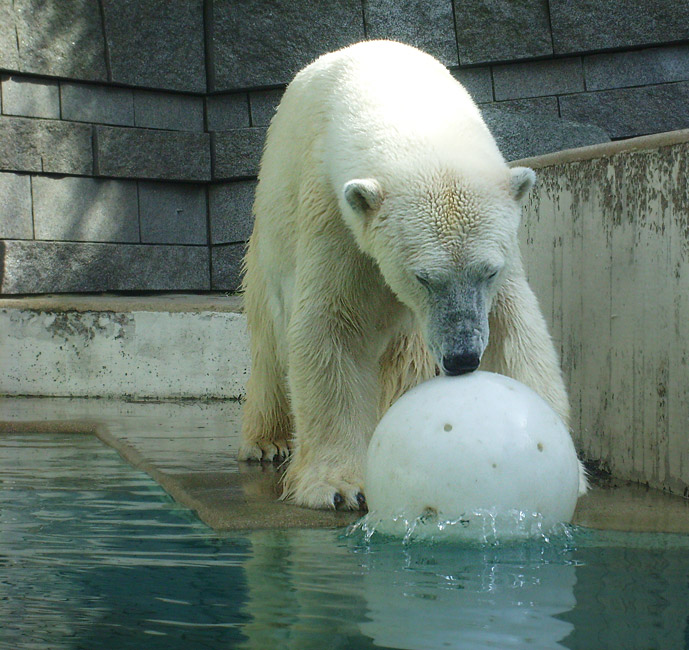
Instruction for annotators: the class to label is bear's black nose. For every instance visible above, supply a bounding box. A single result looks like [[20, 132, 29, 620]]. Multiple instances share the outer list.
[[442, 352, 480, 376]]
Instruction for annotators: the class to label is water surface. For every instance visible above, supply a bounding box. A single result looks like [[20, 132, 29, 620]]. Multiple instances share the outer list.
[[1, 433, 688, 649]]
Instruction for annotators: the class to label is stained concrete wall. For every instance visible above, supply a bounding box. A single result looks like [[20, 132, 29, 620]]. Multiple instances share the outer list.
[[517, 129, 689, 497]]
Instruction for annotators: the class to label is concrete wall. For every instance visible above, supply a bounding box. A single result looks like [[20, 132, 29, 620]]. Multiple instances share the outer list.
[[518, 130, 689, 497], [0, 294, 249, 400], [1, 0, 689, 294]]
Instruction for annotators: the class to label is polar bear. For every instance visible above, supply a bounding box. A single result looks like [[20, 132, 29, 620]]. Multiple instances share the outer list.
[[238, 40, 586, 510]]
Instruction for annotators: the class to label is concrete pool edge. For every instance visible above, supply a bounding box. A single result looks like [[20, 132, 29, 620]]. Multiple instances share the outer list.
[[2, 396, 689, 536], [0, 397, 360, 532]]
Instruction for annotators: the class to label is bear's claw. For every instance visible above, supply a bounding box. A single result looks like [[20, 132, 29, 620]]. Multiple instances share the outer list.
[[238, 440, 290, 463], [283, 476, 367, 510], [333, 491, 367, 511]]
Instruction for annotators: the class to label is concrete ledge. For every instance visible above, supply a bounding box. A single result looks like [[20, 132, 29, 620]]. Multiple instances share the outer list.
[[512, 127, 689, 169], [2, 396, 687, 534], [0, 397, 358, 531], [0, 293, 248, 399], [0, 292, 242, 313]]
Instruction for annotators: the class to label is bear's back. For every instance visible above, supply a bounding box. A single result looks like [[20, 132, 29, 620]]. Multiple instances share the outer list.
[[293, 41, 502, 189]]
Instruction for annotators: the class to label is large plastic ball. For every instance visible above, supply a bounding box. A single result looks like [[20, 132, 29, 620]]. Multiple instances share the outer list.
[[365, 371, 581, 540]]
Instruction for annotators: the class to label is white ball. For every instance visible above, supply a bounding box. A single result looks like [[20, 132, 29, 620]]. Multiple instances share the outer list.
[[365, 371, 581, 540]]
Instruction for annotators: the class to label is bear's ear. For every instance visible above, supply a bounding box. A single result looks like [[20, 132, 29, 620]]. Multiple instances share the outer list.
[[343, 179, 383, 217], [510, 167, 536, 202]]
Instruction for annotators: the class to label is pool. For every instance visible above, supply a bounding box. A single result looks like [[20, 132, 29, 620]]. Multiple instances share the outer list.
[[2, 433, 689, 649]]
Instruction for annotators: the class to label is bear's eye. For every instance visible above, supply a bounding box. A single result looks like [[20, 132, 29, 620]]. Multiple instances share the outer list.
[[486, 268, 501, 282], [415, 272, 432, 290]]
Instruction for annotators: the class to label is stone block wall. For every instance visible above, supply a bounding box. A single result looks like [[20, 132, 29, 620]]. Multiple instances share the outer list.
[[1, 0, 688, 294]]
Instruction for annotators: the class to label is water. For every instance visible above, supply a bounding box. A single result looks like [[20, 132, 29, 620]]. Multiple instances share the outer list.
[[2, 433, 689, 649]]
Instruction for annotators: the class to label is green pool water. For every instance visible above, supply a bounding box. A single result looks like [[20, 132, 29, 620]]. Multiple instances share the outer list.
[[1, 433, 689, 650]]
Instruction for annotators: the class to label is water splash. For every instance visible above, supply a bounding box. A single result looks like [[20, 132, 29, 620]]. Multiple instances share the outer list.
[[347, 507, 577, 547]]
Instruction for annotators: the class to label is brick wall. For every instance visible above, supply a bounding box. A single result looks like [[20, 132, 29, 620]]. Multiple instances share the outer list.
[[1, 0, 688, 295]]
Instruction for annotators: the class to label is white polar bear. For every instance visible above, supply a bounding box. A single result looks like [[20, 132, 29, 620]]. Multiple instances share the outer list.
[[238, 40, 587, 510]]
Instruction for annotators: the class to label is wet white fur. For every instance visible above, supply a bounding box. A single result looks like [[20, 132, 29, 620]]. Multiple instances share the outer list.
[[239, 41, 587, 509]]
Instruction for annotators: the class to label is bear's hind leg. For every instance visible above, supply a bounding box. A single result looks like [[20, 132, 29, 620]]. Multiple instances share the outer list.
[[239, 269, 292, 462], [239, 363, 292, 463]]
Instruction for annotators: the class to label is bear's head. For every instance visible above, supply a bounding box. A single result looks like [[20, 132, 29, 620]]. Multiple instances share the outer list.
[[342, 165, 535, 375]]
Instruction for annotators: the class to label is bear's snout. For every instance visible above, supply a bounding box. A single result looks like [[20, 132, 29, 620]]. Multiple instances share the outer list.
[[441, 351, 481, 376]]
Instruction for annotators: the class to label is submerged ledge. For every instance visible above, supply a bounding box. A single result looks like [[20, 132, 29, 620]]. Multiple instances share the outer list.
[[1, 396, 688, 535]]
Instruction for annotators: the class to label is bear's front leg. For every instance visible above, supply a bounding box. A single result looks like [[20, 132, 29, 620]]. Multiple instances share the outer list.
[[282, 310, 380, 510]]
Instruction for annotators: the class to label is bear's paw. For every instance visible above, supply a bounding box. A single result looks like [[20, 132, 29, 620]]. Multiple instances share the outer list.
[[282, 463, 367, 511], [238, 439, 291, 463]]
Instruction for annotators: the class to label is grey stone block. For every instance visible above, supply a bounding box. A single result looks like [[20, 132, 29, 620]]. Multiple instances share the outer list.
[[210, 180, 256, 244], [94, 126, 211, 182], [0, 116, 93, 175], [139, 182, 207, 245], [0, 3, 20, 71], [1, 240, 210, 293], [209, 0, 365, 91], [453, 0, 552, 65], [102, 0, 206, 92], [249, 89, 284, 127], [451, 67, 493, 103], [12, 0, 107, 81], [212, 128, 266, 180], [488, 96, 560, 117], [585, 45, 689, 92], [207, 94, 251, 131], [493, 58, 584, 101], [61, 83, 134, 126], [550, 0, 689, 55], [481, 107, 610, 161], [134, 91, 204, 132], [0, 172, 33, 239], [363, 0, 459, 67], [32, 176, 139, 243], [211, 243, 245, 291], [559, 82, 689, 139], [1, 76, 59, 119]]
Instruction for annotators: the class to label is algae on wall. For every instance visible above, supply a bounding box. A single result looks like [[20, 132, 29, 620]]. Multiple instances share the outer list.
[[520, 138, 689, 496]]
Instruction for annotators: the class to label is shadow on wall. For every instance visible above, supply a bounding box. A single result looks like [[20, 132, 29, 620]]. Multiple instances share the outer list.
[[2, 1, 105, 294], [1, 2, 213, 294], [5, 1, 108, 81], [1, 173, 208, 294], [2, 177, 128, 293]]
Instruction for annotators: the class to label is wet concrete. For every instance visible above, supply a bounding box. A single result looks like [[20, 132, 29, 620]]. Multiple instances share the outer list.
[[1, 395, 688, 534]]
